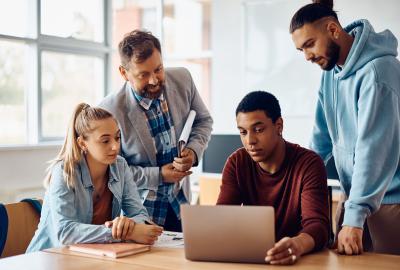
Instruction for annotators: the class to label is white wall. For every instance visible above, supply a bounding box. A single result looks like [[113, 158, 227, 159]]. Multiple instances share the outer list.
[[0, 145, 58, 202], [212, 0, 319, 144], [211, 0, 245, 134]]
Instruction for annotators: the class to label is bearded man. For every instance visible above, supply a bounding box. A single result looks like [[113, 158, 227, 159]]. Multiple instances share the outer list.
[[100, 30, 213, 232]]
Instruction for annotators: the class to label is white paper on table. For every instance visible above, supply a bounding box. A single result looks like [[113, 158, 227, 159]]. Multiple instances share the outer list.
[[178, 110, 196, 157], [153, 231, 184, 248]]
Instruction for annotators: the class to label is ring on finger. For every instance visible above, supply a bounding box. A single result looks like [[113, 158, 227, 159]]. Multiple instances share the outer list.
[[288, 247, 293, 255], [291, 255, 297, 262]]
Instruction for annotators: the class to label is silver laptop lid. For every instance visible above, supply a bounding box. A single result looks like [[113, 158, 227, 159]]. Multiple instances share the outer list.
[[181, 205, 275, 263]]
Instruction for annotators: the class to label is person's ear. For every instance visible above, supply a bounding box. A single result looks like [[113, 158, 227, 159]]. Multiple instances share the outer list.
[[275, 117, 284, 136], [119, 65, 129, 81], [77, 136, 88, 154], [327, 21, 340, 40]]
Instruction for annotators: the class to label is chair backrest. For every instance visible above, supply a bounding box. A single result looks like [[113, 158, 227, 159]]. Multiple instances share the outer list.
[[0, 199, 42, 258], [199, 176, 222, 205]]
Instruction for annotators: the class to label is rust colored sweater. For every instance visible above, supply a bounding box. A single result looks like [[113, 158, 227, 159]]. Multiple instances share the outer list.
[[217, 141, 329, 251]]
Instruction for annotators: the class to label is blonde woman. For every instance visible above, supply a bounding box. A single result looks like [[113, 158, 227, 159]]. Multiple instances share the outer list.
[[27, 103, 162, 252]]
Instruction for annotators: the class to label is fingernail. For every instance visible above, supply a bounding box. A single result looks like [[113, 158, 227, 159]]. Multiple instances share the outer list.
[[265, 256, 271, 262]]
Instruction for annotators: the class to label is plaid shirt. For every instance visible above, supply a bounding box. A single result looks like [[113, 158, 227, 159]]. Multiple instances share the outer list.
[[132, 90, 187, 226]]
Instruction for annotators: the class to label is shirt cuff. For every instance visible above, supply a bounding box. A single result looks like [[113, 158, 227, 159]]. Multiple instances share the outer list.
[[342, 203, 369, 228]]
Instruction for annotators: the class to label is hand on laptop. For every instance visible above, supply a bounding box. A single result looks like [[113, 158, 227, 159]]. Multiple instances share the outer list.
[[161, 163, 192, 183], [265, 233, 315, 265]]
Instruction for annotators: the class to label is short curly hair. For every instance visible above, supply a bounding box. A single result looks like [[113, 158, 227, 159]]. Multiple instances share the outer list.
[[236, 91, 281, 123], [118, 30, 161, 67]]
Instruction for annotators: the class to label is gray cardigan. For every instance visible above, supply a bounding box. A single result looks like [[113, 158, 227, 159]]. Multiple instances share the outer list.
[[99, 67, 213, 202]]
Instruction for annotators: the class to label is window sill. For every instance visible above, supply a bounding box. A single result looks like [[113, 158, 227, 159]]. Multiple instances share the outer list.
[[0, 142, 62, 151]]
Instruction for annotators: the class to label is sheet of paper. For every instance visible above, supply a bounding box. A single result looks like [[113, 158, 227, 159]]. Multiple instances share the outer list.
[[153, 231, 184, 248], [178, 110, 196, 157]]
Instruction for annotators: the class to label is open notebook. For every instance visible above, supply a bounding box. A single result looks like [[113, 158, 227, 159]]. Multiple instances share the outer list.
[[68, 242, 151, 258]]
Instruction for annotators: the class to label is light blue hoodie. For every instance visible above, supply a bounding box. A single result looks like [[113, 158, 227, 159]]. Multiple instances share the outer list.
[[310, 19, 400, 228]]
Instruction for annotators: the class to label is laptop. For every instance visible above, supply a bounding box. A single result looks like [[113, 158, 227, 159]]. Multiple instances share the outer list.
[[181, 205, 275, 263]]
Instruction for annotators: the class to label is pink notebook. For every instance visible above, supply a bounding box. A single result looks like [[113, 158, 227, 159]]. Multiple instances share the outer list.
[[68, 242, 151, 258]]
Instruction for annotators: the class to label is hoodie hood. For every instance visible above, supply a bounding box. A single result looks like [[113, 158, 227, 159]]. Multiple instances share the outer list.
[[336, 19, 398, 79]]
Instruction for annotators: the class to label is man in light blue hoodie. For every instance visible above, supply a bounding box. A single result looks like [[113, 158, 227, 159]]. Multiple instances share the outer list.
[[290, 0, 400, 256]]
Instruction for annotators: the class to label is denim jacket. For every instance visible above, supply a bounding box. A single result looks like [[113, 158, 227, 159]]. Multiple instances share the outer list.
[[26, 156, 149, 252]]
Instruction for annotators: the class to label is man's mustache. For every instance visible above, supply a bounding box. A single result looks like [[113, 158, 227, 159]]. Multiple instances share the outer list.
[[311, 57, 323, 63], [144, 82, 164, 91]]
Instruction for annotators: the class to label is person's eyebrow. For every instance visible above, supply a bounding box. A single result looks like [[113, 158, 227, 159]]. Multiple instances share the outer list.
[[297, 38, 313, 51], [237, 121, 264, 129], [137, 71, 149, 76]]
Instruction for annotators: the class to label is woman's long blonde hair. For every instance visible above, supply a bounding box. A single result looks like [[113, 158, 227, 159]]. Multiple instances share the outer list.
[[44, 103, 113, 189]]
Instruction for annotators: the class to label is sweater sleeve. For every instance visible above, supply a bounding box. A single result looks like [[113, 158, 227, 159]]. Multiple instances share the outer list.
[[344, 80, 400, 228], [121, 160, 151, 223], [299, 153, 330, 251], [216, 152, 243, 205], [310, 85, 333, 164]]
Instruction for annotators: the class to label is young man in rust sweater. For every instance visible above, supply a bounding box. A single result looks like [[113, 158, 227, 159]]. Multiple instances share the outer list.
[[217, 91, 329, 265]]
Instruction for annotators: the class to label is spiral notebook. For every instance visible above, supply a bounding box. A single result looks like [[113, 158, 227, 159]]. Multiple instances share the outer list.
[[68, 242, 151, 258]]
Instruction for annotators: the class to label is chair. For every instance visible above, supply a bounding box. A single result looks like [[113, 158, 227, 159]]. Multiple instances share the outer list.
[[0, 199, 42, 258], [199, 176, 222, 205]]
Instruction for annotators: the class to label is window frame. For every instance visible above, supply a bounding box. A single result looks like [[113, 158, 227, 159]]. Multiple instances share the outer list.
[[0, 0, 112, 146]]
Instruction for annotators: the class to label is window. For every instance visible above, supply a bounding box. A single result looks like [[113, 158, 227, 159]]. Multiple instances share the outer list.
[[0, 0, 35, 38], [163, 0, 211, 103], [41, 0, 104, 42], [0, 0, 211, 146], [0, 40, 29, 144], [41, 51, 104, 139], [0, 0, 109, 145]]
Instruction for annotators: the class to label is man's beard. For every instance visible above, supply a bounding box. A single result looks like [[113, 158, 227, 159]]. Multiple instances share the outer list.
[[139, 82, 165, 99], [322, 40, 340, 71]]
